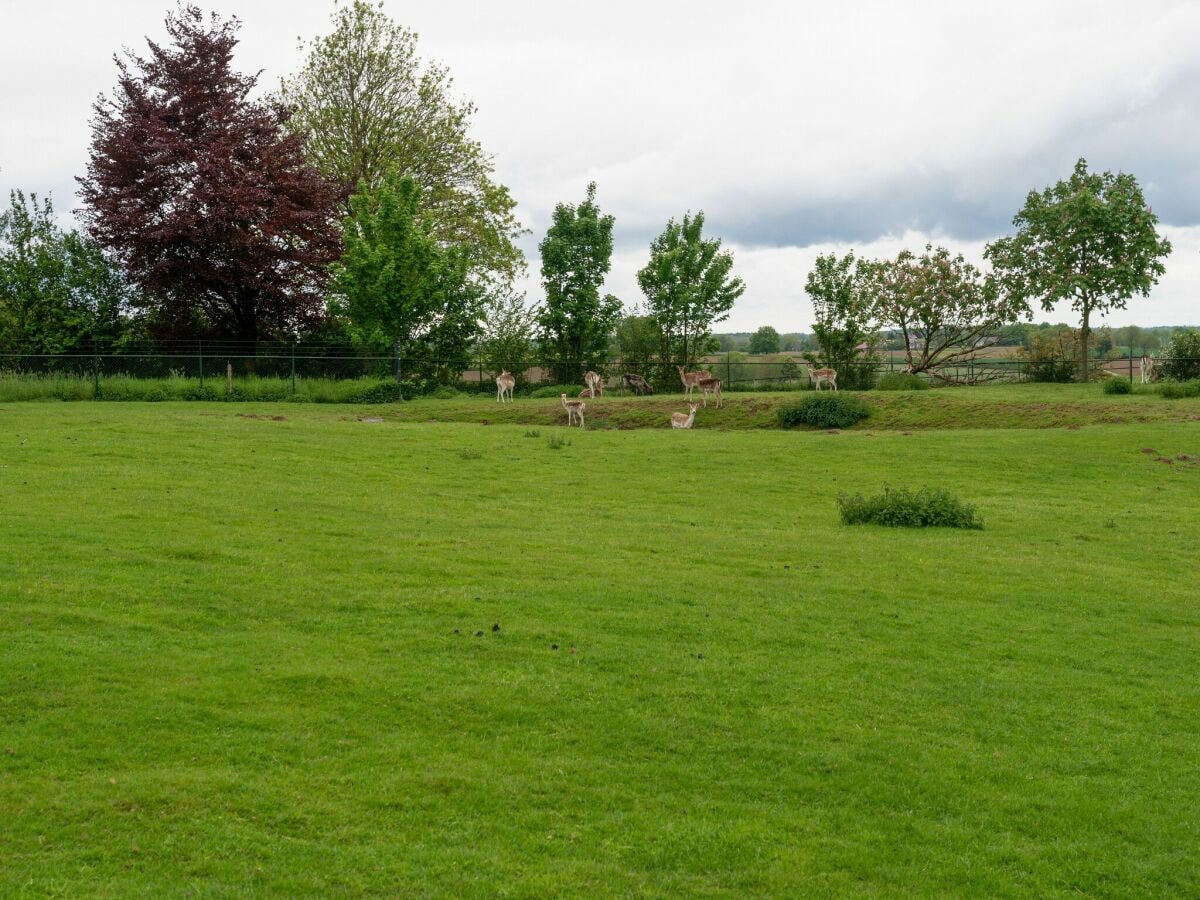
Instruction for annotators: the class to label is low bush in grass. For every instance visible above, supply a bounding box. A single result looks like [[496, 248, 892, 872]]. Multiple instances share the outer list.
[[838, 485, 983, 529], [1102, 378, 1133, 395], [724, 380, 809, 393], [875, 373, 930, 391], [1158, 379, 1200, 399], [778, 393, 870, 429], [529, 385, 579, 399]]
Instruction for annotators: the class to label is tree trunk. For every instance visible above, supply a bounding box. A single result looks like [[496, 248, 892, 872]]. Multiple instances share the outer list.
[[1079, 304, 1091, 382]]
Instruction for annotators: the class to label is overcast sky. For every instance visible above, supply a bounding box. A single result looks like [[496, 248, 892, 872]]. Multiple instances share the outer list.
[[3, 0, 1199, 330]]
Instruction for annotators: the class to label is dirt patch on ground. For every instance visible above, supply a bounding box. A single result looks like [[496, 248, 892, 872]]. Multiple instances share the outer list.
[[237, 414, 287, 421]]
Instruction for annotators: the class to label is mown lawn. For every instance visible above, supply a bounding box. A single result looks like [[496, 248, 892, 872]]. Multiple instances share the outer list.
[[2, 402, 1198, 896]]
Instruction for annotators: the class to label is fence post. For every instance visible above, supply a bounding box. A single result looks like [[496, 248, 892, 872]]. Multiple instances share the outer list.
[[1128, 351, 1134, 384], [726, 351, 731, 387], [93, 345, 100, 396], [198, 340, 204, 388], [478, 349, 484, 394], [290, 341, 297, 394]]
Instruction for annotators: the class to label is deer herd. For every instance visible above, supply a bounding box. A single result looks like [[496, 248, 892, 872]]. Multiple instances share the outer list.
[[494, 363, 839, 430]]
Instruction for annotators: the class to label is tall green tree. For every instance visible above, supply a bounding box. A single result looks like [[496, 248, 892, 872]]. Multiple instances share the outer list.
[[637, 211, 745, 376], [803, 251, 879, 390], [869, 244, 1026, 379], [748, 325, 781, 354], [0, 190, 133, 354], [613, 310, 660, 378], [332, 173, 481, 385], [985, 158, 1172, 381], [536, 182, 621, 383], [280, 0, 525, 288]]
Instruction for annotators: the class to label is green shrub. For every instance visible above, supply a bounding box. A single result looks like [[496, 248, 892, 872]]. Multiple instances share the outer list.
[[875, 373, 929, 391], [430, 385, 463, 400], [1102, 378, 1133, 395], [1157, 329, 1200, 382], [724, 380, 809, 393], [350, 381, 403, 403], [778, 393, 870, 429], [1158, 379, 1200, 399], [837, 486, 983, 529], [529, 385, 577, 399]]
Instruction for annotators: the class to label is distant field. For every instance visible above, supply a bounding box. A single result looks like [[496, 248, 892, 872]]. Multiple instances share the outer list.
[[2, 400, 1198, 896]]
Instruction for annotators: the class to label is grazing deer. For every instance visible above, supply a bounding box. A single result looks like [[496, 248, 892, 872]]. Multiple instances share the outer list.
[[495, 370, 515, 402], [1140, 355, 1157, 384], [697, 376, 723, 408], [809, 366, 838, 391], [677, 365, 714, 399], [560, 393, 586, 429], [671, 403, 699, 429], [623, 373, 653, 395], [584, 370, 604, 398]]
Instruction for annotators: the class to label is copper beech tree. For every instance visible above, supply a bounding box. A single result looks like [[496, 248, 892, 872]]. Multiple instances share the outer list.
[[78, 6, 340, 345]]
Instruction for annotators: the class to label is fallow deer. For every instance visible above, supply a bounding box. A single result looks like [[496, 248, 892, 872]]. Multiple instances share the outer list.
[[495, 369, 515, 402], [697, 377, 723, 408], [1140, 355, 1157, 384], [623, 373, 653, 395], [584, 370, 604, 398], [560, 393, 586, 429], [677, 365, 714, 399], [671, 403, 699, 429], [809, 366, 838, 391]]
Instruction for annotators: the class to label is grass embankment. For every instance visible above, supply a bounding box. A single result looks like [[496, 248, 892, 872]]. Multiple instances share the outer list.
[[389, 383, 1200, 431], [2, 403, 1198, 895]]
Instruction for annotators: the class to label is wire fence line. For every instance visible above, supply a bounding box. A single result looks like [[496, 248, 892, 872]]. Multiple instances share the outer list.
[[0, 348, 1177, 392]]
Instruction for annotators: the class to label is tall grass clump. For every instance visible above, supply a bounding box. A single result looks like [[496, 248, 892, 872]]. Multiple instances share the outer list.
[[0, 373, 95, 401], [875, 373, 930, 391], [1157, 379, 1200, 399], [778, 393, 870, 429], [1102, 378, 1133, 395], [838, 485, 983, 529]]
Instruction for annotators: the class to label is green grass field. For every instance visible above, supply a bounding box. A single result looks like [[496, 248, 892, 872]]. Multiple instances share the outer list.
[[2, 393, 1198, 896]]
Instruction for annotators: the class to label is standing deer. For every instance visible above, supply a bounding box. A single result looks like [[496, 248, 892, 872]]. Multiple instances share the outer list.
[[560, 393, 586, 429], [809, 366, 838, 391], [584, 370, 604, 398], [677, 365, 714, 399], [697, 376, 723, 408], [1140, 355, 1157, 384], [671, 403, 699, 429], [495, 370, 515, 402], [622, 373, 653, 395]]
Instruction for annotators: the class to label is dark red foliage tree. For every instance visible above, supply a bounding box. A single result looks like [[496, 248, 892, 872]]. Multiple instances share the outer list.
[[78, 5, 340, 345]]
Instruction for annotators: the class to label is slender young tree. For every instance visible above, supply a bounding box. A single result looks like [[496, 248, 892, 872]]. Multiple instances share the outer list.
[[985, 158, 1171, 380], [280, 0, 525, 287], [332, 173, 480, 385], [78, 5, 341, 346], [803, 251, 879, 390], [536, 182, 621, 383], [637, 211, 745, 377]]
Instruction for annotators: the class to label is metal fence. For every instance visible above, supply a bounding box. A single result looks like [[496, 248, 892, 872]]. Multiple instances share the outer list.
[[0, 346, 1181, 393]]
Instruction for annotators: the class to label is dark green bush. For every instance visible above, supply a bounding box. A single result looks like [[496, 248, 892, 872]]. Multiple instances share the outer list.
[[1158, 379, 1200, 399], [1102, 377, 1133, 395], [430, 385, 463, 400], [778, 393, 870, 429], [838, 486, 983, 529], [351, 381, 404, 403], [181, 383, 221, 401], [529, 385, 578, 399], [875, 373, 929, 391]]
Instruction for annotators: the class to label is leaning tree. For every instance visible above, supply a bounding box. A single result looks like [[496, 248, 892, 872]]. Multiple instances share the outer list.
[[869, 244, 1027, 380], [985, 158, 1171, 381], [78, 5, 341, 346]]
